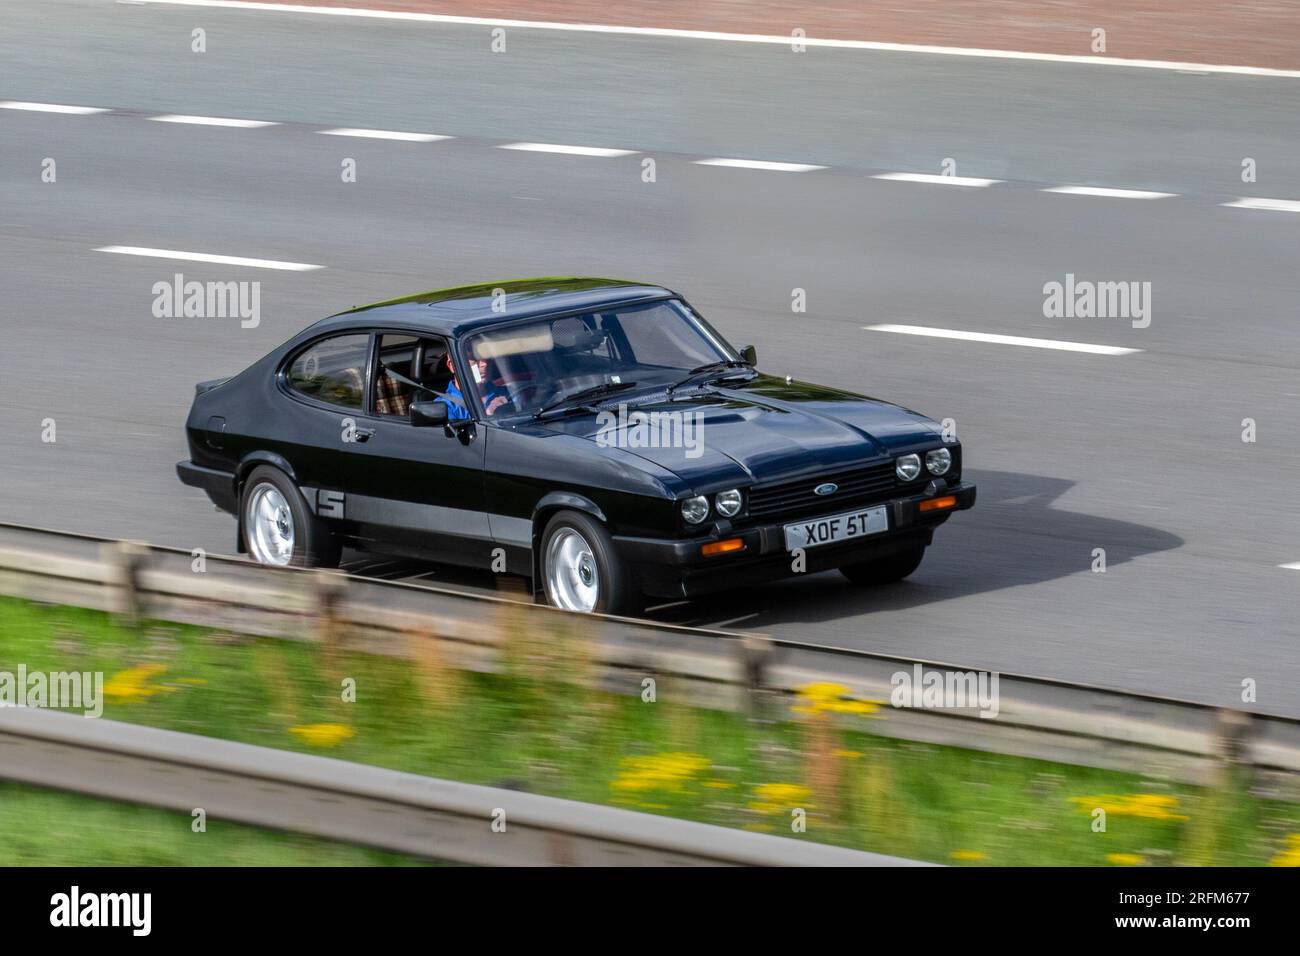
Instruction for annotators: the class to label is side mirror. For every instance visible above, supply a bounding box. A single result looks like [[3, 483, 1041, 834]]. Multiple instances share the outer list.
[[738, 344, 757, 366], [410, 400, 449, 428]]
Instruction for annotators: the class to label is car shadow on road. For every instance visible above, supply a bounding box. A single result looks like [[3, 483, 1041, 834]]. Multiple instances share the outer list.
[[342, 468, 1183, 631], [644, 468, 1184, 630]]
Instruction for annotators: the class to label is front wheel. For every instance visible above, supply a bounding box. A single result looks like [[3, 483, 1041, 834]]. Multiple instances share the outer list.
[[540, 510, 637, 615], [839, 546, 925, 586], [241, 466, 340, 569]]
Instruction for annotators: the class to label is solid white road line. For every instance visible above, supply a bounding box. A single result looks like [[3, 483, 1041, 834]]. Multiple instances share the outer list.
[[499, 142, 635, 157], [695, 158, 826, 172], [1279, 562, 1300, 570], [873, 172, 1001, 187], [1221, 197, 1300, 213], [95, 246, 323, 271], [319, 128, 452, 142], [1043, 186, 1176, 199], [132, 1, 1300, 79], [0, 101, 109, 114], [149, 114, 278, 128], [864, 324, 1141, 355]]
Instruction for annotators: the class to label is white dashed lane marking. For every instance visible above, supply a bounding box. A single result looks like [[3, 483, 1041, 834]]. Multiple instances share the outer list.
[[499, 142, 636, 157], [319, 128, 452, 142], [149, 114, 278, 128], [1221, 197, 1300, 213], [95, 246, 323, 271], [0, 101, 110, 114], [1279, 562, 1300, 570], [873, 172, 1002, 187], [694, 158, 826, 172], [7, 103, 1300, 215], [865, 324, 1141, 356], [1044, 186, 1176, 199]]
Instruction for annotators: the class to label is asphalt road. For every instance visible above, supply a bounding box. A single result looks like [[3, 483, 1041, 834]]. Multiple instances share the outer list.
[[3, 0, 1300, 712]]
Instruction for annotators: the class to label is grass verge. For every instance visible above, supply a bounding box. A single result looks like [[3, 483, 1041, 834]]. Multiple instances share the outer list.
[[1, 596, 1298, 866]]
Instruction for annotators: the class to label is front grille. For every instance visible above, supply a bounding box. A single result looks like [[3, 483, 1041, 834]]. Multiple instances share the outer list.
[[745, 462, 922, 520]]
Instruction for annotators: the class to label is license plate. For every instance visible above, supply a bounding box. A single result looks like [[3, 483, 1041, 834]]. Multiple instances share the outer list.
[[784, 505, 889, 551]]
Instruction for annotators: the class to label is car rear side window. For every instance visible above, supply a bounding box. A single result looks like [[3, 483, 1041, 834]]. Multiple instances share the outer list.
[[286, 334, 369, 409]]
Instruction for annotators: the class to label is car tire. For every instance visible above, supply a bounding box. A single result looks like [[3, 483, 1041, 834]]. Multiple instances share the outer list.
[[540, 510, 637, 615], [839, 546, 925, 587], [241, 465, 341, 569]]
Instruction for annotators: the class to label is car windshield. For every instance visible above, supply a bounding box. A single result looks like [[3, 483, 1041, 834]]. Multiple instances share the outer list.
[[462, 299, 738, 418]]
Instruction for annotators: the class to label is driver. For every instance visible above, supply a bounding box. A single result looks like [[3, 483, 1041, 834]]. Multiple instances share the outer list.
[[437, 349, 509, 420]]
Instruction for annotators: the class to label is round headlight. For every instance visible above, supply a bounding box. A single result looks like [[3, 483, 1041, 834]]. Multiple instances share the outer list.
[[925, 447, 952, 475], [715, 489, 743, 517], [895, 454, 922, 481], [681, 495, 710, 524]]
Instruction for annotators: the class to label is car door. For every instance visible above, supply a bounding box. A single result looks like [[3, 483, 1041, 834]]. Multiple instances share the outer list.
[[340, 332, 491, 566]]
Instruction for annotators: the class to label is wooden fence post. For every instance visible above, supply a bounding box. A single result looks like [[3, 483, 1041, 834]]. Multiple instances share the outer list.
[[103, 541, 148, 625]]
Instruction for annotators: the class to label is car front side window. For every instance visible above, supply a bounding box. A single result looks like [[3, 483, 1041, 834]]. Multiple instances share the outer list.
[[374, 333, 456, 417]]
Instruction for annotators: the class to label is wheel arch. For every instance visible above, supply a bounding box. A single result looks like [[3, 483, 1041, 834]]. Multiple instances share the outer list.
[[236, 450, 298, 487]]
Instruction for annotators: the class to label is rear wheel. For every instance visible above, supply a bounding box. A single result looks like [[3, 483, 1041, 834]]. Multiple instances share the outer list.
[[241, 465, 340, 569], [540, 510, 636, 615], [839, 546, 925, 586]]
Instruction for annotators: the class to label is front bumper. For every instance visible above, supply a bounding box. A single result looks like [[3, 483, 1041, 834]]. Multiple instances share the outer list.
[[615, 481, 976, 599]]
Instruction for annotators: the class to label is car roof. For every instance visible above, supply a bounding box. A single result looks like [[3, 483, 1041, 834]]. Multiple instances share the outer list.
[[315, 277, 677, 338]]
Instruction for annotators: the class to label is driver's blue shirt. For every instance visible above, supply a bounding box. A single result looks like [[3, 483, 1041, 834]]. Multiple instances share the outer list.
[[438, 379, 506, 421]]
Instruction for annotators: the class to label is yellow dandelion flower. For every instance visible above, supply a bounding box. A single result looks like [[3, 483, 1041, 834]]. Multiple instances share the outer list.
[[792, 682, 882, 717], [1069, 793, 1189, 822], [833, 749, 864, 759], [950, 849, 987, 862], [748, 782, 813, 815], [289, 723, 355, 748], [1107, 853, 1145, 866], [1269, 834, 1300, 867], [610, 752, 710, 795], [103, 664, 175, 703]]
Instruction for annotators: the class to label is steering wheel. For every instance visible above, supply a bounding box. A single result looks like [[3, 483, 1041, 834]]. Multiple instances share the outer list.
[[508, 382, 546, 407]]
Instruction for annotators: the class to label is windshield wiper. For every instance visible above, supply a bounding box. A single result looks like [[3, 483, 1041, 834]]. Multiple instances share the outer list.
[[533, 381, 639, 419], [666, 360, 754, 395]]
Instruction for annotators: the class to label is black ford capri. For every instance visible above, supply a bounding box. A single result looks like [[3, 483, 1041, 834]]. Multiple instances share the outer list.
[[177, 278, 975, 614]]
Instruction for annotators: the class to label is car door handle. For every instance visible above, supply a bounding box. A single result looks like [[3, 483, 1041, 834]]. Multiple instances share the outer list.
[[353, 427, 376, 443]]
